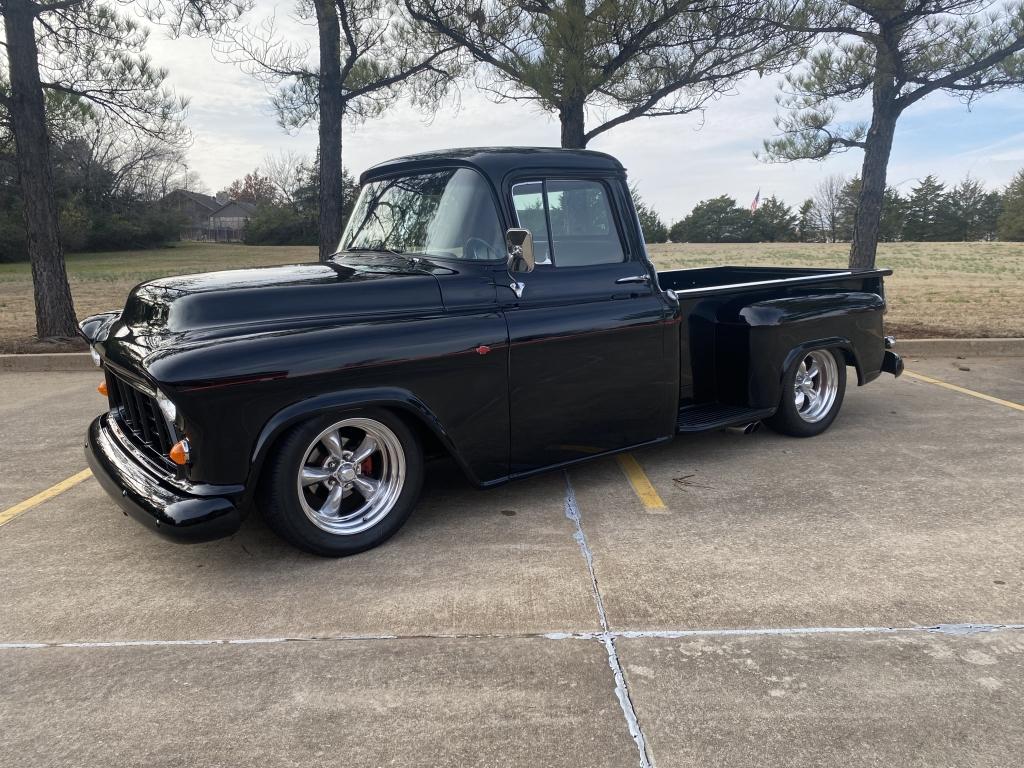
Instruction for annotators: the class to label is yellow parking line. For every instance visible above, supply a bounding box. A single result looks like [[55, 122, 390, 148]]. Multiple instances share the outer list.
[[616, 453, 667, 511], [904, 371, 1024, 412], [0, 469, 92, 529]]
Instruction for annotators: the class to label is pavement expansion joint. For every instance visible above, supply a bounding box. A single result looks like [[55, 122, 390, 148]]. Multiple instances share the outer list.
[[3, 624, 1024, 651], [563, 470, 653, 768]]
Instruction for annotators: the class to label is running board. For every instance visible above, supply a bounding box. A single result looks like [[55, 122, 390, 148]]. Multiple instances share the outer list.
[[676, 403, 776, 433]]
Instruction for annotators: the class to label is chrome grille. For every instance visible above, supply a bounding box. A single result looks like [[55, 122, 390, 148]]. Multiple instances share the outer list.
[[106, 369, 176, 461]]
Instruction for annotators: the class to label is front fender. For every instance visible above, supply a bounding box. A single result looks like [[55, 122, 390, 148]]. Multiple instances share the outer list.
[[141, 312, 510, 493], [78, 311, 121, 344], [245, 386, 490, 502]]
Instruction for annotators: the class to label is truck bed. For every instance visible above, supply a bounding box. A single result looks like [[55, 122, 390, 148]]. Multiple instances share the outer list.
[[657, 265, 889, 296], [660, 264, 893, 432]]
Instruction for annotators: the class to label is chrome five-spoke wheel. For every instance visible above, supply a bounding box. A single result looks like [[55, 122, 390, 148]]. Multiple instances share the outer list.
[[792, 349, 840, 423], [765, 347, 847, 438], [297, 418, 406, 535]]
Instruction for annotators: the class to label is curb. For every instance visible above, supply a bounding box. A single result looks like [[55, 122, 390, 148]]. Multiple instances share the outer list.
[[897, 338, 1024, 358], [0, 352, 94, 372], [1, 338, 1022, 373]]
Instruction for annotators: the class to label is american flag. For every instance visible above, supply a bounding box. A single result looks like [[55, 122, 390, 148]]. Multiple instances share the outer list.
[[750, 189, 761, 213]]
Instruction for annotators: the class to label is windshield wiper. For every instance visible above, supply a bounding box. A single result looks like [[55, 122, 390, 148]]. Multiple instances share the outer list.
[[344, 244, 406, 256]]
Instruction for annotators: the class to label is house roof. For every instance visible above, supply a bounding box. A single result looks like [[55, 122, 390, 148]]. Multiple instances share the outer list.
[[162, 188, 220, 211], [210, 200, 258, 217]]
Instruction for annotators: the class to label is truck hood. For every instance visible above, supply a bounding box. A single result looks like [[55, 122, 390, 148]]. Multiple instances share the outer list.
[[89, 254, 451, 375], [119, 255, 445, 338]]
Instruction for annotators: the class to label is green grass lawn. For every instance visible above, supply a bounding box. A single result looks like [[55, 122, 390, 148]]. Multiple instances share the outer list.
[[648, 241, 1024, 340], [0, 242, 319, 282], [0, 243, 318, 351], [1, 240, 1022, 352]]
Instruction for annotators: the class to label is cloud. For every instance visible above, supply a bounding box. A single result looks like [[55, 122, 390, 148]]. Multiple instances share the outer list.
[[139, 7, 1022, 217]]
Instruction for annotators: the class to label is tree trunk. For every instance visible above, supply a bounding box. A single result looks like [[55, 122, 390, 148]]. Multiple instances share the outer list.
[[4, 0, 78, 338], [314, 0, 343, 262], [559, 98, 586, 148], [557, 0, 588, 149], [850, 89, 900, 269]]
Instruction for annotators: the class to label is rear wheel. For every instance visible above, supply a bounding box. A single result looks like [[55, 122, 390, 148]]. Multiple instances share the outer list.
[[260, 408, 423, 556], [764, 348, 847, 437]]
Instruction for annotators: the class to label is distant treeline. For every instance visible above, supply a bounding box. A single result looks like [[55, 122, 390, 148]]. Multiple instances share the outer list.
[[0, 115, 193, 263], [0, 137, 356, 261], [635, 171, 1024, 245], [5, 129, 1023, 263], [229, 155, 359, 248]]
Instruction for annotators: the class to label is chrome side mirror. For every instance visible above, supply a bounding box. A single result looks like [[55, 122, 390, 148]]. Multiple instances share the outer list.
[[505, 228, 535, 273]]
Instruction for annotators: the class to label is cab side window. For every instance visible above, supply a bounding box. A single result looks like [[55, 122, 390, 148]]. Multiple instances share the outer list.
[[512, 179, 625, 267]]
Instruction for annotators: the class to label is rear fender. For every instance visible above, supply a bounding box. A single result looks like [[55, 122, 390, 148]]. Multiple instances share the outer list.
[[732, 292, 887, 409], [782, 338, 865, 386]]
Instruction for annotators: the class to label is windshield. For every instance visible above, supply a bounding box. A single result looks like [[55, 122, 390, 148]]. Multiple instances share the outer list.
[[339, 168, 505, 261]]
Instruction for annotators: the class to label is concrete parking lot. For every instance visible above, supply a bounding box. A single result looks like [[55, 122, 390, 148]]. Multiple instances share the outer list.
[[1, 356, 1022, 767]]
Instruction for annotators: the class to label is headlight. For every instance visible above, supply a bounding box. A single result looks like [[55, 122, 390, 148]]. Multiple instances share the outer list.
[[89, 346, 101, 367], [155, 390, 177, 425]]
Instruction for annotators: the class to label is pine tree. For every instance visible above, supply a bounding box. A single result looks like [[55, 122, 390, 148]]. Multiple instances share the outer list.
[[674, 196, 755, 243], [947, 177, 1002, 241], [631, 187, 668, 243], [752, 195, 797, 242], [762, 1, 1024, 266], [902, 176, 953, 241], [407, 0, 806, 148], [997, 171, 1024, 241], [797, 199, 818, 242], [878, 188, 908, 243]]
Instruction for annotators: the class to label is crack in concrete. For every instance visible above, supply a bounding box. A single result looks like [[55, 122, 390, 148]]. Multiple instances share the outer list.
[[562, 471, 608, 632], [563, 471, 653, 768]]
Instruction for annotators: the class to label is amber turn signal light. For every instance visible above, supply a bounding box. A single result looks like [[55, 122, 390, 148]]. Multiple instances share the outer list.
[[169, 438, 191, 466], [97, 380, 108, 396]]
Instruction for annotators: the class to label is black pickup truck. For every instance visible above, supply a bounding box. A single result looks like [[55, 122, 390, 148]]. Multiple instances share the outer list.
[[81, 147, 903, 556]]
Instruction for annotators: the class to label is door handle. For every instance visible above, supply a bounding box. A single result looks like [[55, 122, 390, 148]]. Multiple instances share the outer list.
[[615, 274, 650, 284]]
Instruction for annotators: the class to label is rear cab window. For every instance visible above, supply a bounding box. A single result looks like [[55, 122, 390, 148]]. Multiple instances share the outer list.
[[511, 179, 626, 267]]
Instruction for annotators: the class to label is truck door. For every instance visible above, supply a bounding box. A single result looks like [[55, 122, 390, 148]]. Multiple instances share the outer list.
[[502, 177, 675, 473]]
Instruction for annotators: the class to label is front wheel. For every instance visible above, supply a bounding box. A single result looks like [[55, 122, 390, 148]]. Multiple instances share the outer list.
[[259, 408, 423, 556], [764, 348, 847, 438]]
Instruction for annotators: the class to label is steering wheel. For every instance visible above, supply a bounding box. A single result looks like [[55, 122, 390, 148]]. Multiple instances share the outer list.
[[464, 237, 496, 260]]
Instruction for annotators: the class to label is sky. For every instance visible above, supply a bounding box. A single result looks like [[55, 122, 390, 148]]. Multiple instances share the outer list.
[[142, 5, 1024, 221]]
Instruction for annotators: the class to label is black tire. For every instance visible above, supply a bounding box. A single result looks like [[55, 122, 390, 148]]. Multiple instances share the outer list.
[[764, 347, 847, 438], [258, 408, 423, 557]]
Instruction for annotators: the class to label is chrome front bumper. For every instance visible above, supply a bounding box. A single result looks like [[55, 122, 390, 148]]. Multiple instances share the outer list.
[[85, 413, 244, 543]]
